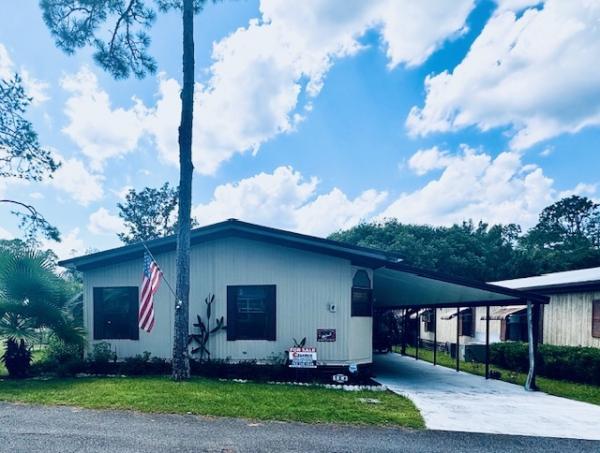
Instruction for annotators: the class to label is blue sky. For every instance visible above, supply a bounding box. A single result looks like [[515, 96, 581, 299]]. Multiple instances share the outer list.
[[1, 0, 600, 259]]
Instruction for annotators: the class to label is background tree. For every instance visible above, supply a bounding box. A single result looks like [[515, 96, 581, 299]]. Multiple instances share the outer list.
[[117, 182, 199, 243], [40, 0, 211, 379], [331, 196, 600, 282], [520, 195, 600, 273], [1, 72, 60, 241], [330, 219, 532, 281]]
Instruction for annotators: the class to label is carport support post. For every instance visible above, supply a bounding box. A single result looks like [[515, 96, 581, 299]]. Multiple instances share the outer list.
[[415, 311, 420, 360], [485, 305, 490, 379], [525, 300, 539, 391], [401, 309, 407, 355], [456, 307, 460, 372], [433, 308, 437, 366]]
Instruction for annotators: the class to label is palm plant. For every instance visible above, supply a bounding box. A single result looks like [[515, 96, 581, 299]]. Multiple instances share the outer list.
[[0, 249, 84, 377]]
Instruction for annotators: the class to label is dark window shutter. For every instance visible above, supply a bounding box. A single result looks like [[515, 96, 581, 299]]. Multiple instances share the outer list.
[[593, 300, 600, 339], [93, 287, 103, 340], [266, 285, 276, 341], [470, 307, 476, 337], [227, 286, 237, 341]]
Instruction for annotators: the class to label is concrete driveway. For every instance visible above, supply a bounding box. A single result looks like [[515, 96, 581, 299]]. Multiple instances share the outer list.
[[373, 353, 600, 440]]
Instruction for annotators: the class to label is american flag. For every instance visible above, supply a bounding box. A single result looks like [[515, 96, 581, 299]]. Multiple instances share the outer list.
[[139, 252, 162, 333]]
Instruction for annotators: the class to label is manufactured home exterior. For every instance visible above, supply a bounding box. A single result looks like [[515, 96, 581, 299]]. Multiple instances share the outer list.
[[416, 268, 600, 351], [59, 220, 544, 367], [494, 269, 600, 348], [78, 235, 373, 365]]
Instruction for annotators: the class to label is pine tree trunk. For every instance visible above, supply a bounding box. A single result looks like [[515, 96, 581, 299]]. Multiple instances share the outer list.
[[172, 0, 194, 381]]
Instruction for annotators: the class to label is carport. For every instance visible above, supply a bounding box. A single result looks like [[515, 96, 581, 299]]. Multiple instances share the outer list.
[[372, 263, 549, 390]]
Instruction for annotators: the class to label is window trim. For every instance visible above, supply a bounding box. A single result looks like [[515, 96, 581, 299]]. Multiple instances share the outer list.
[[593, 300, 600, 339], [227, 285, 276, 341], [93, 286, 139, 341]]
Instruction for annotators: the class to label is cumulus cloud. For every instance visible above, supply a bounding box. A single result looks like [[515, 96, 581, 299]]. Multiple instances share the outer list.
[[88, 207, 124, 236], [407, 0, 600, 150], [0, 43, 49, 105], [381, 146, 595, 228], [142, 0, 474, 174], [43, 228, 85, 261], [61, 67, 147, 169], [408, 146, 455, 176], [193, 166, 387, 236], [46, 152, 104, 206]]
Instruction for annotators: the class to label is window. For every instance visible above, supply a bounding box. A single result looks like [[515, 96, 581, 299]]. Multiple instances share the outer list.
[[593, 300, 600, 339], [352, 270, 372, 317], [93, 287, 139, 340], [227, 285, 276, 341], [458, 308, 475, 337], [505, 311, 528, 341], [422, 309, 435, 333]]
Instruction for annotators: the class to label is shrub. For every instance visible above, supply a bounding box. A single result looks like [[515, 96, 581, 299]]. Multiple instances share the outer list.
[[87, 342, 117, 375], [489, 342, 600, 386], [119, 352, 170, 375], [1, 339, 32, 378], [37, 337, 85, 377]]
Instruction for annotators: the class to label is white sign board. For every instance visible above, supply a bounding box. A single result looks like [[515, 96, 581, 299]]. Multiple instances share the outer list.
[[289, 347, 317, 368]]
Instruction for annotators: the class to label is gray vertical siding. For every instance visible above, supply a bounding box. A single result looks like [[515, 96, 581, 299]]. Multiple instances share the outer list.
[[83, 237, 373, 365], [543, 292, 600, 348]]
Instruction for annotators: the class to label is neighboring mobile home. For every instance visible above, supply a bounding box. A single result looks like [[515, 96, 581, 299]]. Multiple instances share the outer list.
[[494, 268, 600, 348], [417, 267, 600, 353], [59, 220, 545, 368]]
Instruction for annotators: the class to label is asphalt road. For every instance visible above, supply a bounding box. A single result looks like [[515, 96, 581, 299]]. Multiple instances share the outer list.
[[0, 403, 598, 453]]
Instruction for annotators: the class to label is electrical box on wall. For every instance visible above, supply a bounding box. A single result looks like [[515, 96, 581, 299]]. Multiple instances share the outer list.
[[328, 303, 337, 313]]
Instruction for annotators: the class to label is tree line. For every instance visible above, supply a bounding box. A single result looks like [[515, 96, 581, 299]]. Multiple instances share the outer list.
[[329, 195, 600, 282]]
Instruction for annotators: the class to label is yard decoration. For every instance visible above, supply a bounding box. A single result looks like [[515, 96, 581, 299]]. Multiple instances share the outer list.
[[188, 293, 226, 361], [292, 337, 307, 348]]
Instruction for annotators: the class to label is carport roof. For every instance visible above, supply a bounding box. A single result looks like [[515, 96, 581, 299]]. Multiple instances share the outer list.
[[373, 264, 548, 308]]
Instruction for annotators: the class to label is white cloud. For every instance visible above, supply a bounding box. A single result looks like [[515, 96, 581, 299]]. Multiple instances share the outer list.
[[144, 0, 474, 174], [61, 67, 147, 170], [380, 146, 591, 228], [88, 208, 124, 236], [112, 185, 133, 201], [46, 152, 104, 206], [43, 228, 85, 261], [407, 0, 600, 150], [20, 69, 50, 106], [0, 226, 13, 240], [193, 166, 387, 236], [0, 43, 49, 105], [0, 43, 14, 79], [408, 146, 455, 176]]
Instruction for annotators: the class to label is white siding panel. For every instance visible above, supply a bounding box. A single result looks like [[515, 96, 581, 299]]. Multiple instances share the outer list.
[[543, 292, 600, 348], [83, 237, 364, 364]]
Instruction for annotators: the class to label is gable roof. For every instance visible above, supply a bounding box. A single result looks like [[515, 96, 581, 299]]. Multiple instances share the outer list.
[[59, 219, 548, 305], [492, 266, 600, 294], [58, 219, 402, 271]]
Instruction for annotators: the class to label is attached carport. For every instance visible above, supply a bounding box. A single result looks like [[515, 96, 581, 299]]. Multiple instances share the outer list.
[[372, 263, 549, 390]]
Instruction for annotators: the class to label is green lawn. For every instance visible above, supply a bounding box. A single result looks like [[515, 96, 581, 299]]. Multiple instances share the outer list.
[[402, 346, 600, 406], [0, 376, 424, 428]]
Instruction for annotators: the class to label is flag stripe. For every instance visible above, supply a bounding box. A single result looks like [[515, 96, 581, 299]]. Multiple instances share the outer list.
[[139, 254, 162, 333]]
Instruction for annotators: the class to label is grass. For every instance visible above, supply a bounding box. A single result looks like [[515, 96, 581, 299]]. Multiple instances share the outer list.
[[0, 376, 424, 428], [401, 346, 600, 406]]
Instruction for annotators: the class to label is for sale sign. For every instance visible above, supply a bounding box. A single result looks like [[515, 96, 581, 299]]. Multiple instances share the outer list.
[[288, 347, 317, 368]]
